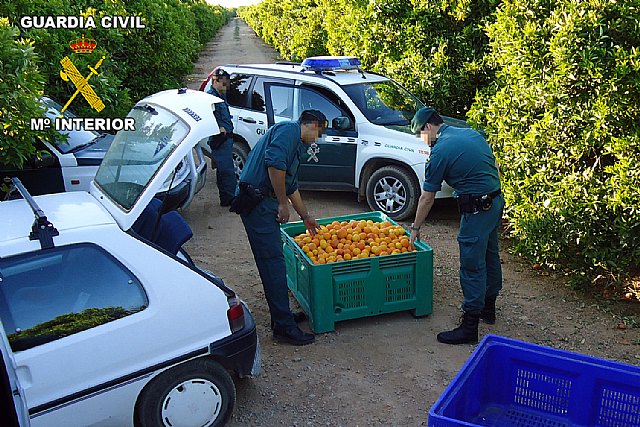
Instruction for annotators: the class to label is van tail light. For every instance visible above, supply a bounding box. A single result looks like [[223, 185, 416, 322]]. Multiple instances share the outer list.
[[227, 297, 245, 333]]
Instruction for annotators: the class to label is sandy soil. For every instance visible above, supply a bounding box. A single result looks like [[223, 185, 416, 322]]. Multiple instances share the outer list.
[[181, 17, 640, 426]]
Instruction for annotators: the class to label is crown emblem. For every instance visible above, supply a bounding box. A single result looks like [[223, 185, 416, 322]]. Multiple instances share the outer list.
[[69, 35, 97, 54]]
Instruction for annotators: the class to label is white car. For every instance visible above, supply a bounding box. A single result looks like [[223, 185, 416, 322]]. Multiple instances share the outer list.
[[199, 56, 465, 220], [0, 98, 115, 198], [0, 89, 260, 427], [1, 98, 208, 212]]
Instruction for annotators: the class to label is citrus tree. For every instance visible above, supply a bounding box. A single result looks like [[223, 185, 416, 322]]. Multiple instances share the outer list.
[[468, 0, 640, 290], [0, 19, 58, 169]]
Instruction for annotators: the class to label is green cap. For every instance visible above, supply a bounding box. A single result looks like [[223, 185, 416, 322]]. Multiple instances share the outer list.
[[411, 107, 436, 134]]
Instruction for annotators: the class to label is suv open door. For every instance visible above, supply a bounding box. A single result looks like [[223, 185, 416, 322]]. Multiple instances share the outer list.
[[263, 82, 359, 190]]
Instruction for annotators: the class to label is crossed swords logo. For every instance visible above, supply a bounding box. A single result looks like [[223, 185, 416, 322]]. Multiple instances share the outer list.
[[59, 55, 106, 113], [307, 142, 320, 163]]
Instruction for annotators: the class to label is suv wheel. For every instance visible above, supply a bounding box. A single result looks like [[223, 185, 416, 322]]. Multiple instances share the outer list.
[[365, 165, 419, 221], [232, 142, 249, 181], [136, 358, 235, 427]]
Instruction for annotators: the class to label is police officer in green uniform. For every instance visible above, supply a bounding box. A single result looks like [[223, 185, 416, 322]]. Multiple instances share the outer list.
[[236, 110, 327, 346], [409, 107, 504, 345], [207, 68, 236, 206]]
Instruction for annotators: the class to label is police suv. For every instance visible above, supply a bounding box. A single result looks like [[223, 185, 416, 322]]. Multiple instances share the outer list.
[[0, 89, 259, 427], [200, 56, 464, 220]]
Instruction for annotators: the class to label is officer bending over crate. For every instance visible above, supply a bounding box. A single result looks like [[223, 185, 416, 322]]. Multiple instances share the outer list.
[[409, 107, 504, 345], [230, 110, 327, 346]]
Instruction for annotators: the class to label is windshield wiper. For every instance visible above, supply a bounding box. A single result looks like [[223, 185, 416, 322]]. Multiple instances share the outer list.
[[133, 104, 158, 115], [68, 133, 109, 153]]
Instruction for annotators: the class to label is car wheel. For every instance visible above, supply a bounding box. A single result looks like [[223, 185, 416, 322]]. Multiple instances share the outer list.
[[365, 165, 419, 221], [136, 358, 235, 427], [232, 142, 249, 181]]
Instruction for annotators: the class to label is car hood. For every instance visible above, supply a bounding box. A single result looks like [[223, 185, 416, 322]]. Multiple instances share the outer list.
[[90, 88, 220, 231], [74, 133, 115, 166]]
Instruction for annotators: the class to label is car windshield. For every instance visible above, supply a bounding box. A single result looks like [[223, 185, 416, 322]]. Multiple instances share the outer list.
[[42, 98, 100, 154], [94, 105, 189, 210], [342, 80, 425, 133]]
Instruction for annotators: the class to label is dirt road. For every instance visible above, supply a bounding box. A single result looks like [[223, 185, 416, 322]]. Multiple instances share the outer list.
[[182, 18, 640, 426]]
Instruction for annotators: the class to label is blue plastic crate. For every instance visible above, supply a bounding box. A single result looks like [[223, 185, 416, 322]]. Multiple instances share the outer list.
[[429, 335, 640, 427]]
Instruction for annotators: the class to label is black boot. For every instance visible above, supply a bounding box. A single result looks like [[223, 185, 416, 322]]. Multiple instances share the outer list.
[[437, 311, 480, 345], [270, 311, 307, 330], [480, 296, 497, 324]]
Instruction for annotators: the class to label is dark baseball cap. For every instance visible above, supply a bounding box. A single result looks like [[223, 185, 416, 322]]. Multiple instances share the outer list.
[[411, 106, 436, 134], [300, 109, 328, 130], [213, 68, 229, 79]]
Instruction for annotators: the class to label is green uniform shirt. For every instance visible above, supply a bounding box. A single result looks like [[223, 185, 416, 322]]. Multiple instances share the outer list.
[[239, 121, 304, 196], [423, 125, 500, 196]]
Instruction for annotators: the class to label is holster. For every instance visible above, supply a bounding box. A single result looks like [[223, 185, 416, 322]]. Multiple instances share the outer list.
[[229, 182, 265, 215], [457, 189, 501, 214]]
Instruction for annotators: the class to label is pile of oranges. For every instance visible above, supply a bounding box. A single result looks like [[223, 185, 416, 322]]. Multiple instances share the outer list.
[[292, 219, 416, 265]]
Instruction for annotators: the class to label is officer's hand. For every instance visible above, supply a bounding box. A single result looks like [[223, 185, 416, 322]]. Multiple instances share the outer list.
[[277, 203, 290, 224], [409, 228, 421, 250], [304, 217, 320, 237]]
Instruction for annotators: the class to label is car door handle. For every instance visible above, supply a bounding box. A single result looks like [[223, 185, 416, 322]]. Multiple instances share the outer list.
[[239, 117, 256, 124]]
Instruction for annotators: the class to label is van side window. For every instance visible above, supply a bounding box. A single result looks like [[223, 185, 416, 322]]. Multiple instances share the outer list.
[[227, 74, 252, 108], [251, 77, 294, 113], [0, 244, 148, 352]]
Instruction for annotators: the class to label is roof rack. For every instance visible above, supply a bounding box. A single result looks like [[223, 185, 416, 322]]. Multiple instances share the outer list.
[[9, 177, 59, 249]]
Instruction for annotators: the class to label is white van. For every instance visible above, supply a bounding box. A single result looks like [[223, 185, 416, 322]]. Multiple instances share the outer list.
[[0, 89, 260, 427], [200, 56, 465, 220]]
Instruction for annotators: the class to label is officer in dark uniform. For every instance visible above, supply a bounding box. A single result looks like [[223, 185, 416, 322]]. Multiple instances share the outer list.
[[409, 107, 504, 345], [236, 110, 327, 346], [207, 68, 236, 207]]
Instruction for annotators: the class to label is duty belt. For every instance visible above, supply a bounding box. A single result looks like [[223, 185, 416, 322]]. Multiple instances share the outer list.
[[457, 189, 501, 214]]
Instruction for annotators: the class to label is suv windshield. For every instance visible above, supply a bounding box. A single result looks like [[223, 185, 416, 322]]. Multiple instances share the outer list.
[[94, 105, 189, 210], [342, 80, 424, 133], [42, 98, 101, 154]]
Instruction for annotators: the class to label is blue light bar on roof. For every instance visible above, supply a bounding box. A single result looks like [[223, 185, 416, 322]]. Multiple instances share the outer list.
[[301, 56, 361, 72]]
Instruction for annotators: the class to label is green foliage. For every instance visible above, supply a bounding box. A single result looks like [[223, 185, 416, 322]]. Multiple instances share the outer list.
[[0, 0, 230, 166], [239, 0, 327, 61], [7, 306, 143, 344], [468, 0, 640, 289], [240, 0, 497, 118], [241, 0, 640, 291], [0, 0, 230, 117], [0, 18, 59, 169]]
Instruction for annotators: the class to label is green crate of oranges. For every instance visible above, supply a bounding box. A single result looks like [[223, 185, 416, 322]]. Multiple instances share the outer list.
[[281, 211, 433, 333]]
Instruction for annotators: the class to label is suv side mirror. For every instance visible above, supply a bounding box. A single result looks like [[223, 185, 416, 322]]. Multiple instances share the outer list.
[[332, 116, 352, 131]]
